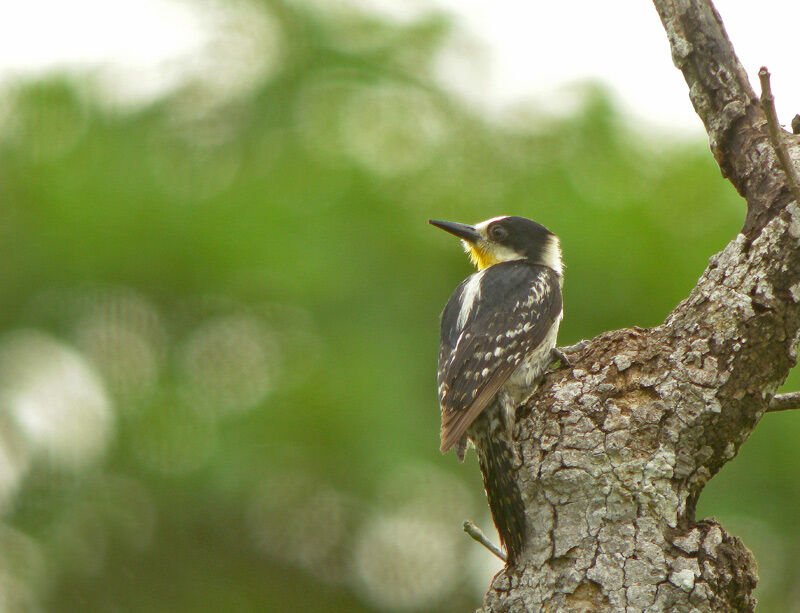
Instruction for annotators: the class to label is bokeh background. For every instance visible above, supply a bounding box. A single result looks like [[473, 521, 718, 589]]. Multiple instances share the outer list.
[[0, 1, 799, 611]]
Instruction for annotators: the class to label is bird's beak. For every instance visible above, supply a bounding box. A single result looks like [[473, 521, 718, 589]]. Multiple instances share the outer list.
[[429, 219, 481, 244]]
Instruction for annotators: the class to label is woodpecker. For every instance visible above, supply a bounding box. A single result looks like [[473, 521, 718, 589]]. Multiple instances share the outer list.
[[430, 215, 565, 563]]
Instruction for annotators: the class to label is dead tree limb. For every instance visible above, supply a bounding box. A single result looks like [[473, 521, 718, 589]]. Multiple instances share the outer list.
[[464, 520, 507, 562], [758, 67, 800, 206], [481, 1, 800, 611], [767, 391, 800, 413]]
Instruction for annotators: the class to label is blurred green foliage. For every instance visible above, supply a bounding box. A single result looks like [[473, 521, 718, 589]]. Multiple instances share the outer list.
[[0, 1, 798, 611]]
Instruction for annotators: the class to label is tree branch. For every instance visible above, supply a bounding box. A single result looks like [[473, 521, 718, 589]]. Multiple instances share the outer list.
[[758, 67, 800, 206], [479, 1, 800, 611], [768, 391, 800, 413], [463, 520, 507, 562]]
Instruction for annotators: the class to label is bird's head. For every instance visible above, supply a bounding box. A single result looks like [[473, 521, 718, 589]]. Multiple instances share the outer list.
[[429, 216, 562, 274]]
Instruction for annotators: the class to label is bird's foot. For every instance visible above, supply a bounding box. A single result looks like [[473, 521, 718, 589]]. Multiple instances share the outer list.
[[549, 347, 571, 370]]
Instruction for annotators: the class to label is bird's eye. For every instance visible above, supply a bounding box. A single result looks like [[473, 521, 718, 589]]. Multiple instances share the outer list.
[[489, 224, 508, 241]]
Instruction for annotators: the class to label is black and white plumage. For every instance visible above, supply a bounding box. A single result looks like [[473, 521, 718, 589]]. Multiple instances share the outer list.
[[430, 215, 564, 563]]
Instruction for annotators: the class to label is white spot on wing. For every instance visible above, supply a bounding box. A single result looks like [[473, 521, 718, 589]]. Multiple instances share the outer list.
[[452, 331, 466, 353]]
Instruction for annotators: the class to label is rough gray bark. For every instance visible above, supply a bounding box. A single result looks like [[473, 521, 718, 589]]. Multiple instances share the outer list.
[[481, 1, 800, 611]]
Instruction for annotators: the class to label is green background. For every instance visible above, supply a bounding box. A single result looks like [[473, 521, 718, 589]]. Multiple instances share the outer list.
[[0, 1, 797, 611]]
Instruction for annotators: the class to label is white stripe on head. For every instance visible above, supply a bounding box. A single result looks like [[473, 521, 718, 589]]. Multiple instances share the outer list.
[[475, 216, 510, 233], [541, 234, 563, 276]]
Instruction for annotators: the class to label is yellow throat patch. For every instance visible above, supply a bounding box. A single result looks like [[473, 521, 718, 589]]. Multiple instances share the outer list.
[[465, 243, 500, 270]]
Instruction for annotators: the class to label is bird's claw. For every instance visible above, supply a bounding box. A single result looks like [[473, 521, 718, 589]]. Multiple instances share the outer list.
[[549, 347, 571, 369]]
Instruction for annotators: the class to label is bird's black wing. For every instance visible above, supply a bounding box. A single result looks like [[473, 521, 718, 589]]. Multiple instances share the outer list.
[[437, 261, 562, 453]]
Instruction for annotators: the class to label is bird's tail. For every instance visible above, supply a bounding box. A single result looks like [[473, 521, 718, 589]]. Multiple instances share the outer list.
[[471, 406, 526, 564]]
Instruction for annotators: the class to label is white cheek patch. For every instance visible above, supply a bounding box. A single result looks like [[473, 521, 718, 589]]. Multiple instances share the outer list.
[[486, 243, 523, 263]]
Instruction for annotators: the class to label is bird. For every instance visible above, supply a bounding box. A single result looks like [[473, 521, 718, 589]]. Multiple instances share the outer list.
[[430, 215, 565, 564]]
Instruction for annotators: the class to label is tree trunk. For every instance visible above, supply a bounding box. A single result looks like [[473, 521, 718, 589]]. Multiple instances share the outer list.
[[481, 1, 800, 610]]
